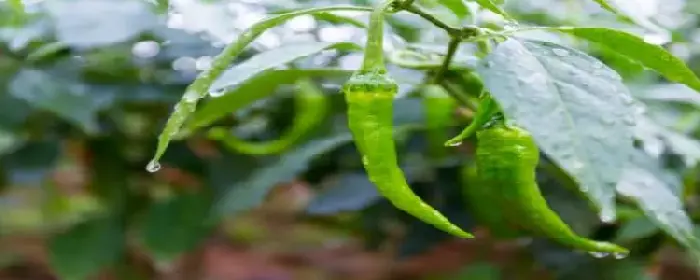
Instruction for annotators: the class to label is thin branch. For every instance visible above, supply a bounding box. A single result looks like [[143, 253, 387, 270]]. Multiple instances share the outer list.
[[432, 37, 461, 84], [400, 4, 461, 36]]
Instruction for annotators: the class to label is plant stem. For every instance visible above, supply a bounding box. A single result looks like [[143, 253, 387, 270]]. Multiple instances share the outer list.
[[432, 37, 461, 84], [362, 0, 395, 71], [440, 81, 472, 108], [400, 4, 461, 36]]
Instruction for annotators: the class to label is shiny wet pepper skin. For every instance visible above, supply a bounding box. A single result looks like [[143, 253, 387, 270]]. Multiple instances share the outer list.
[[343, 70, 472, 238], [475, 123, 628, 253]]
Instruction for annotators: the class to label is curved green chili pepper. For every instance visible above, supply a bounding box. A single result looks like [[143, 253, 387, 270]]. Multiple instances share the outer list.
[[343, 0, 472, 238], [444, 93, 499, 147], [207, 79, 327, 155], [474, 120, 629, 254], [461, 162, 524, 239], [423, 85, 457, 160]]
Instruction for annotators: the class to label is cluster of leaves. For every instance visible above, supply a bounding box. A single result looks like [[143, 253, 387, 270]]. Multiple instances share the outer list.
[[0, 0, 699, 279]]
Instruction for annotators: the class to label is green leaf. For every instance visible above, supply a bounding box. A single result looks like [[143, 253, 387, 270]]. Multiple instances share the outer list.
[[554, 27, 700, 93], [311, 12, 367, 28], [213, 133, 354, 219], [470, 0, 513, 21], [617, 151, 700, 255], [148, 5, 372, 171], [438, 0, 470, 20], [306, 173, 380, 215], [48, 216, 124, 280], [616, 215, 659, 242], [183, 69, 352, 134], [210, 41, 360, 92], [139, 193, 213, 262], [9, 70, 115, 134], [477, 38, 638, 222]]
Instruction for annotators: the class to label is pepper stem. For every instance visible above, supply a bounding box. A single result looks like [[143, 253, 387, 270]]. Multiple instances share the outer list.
[[361, 0, 394, 72]]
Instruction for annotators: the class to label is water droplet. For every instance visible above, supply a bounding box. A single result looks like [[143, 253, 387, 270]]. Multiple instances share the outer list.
[[589, 252, 609, 258], [621, 94, 635, 106], [592, 60, 603, 69], [623, 115, 637, 126], [601, 208, 616, 224], [146, 160, 161, 173], [361, 156, 369, 166], [208, 88, 225, 98], [182, 90, 199, 103], [553, 48, 569, 57], [571, 160, 585, 171], [447, 141, 462, 147], [613, 252, 629, 260]]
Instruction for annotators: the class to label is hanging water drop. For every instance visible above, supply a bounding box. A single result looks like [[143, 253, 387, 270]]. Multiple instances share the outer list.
[[146, 160, 161, 173], [362, 156, 369, 167], [446, 141, 463, 147], [589, 252, 609, 258], [613, 252, 629, 260], [182, 90, 199, 103], [208, 88, 226, 98]]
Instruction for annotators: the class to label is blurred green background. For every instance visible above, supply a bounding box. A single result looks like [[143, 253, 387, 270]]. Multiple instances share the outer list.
[[1, 0, 700, 279]]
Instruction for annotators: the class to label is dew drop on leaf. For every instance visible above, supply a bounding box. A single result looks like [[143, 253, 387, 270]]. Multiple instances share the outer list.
[[552, 48, 569, 57], [146, 160, 161, 173], [208, 88, 225, 98], [592, 60, 603, 69], [446, 141, 463, 147], [613, 252, 629, 260], [182, 90, 199, 103], [622, 115, 636, 126], [589, 252, 609, 258]]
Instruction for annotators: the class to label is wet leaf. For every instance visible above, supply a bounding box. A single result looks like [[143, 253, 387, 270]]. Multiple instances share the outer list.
[[148, 5, 372, 170], [477, 38, 637, 222], [617, 150, 700, 255]]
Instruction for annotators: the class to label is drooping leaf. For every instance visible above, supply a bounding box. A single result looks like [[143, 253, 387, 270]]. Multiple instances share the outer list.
[[477, 38, 637, 222], [554, 27, 700, 93], [48, 216, 124, 280], [148, 5, 372, 170], [306, 173, 381, 215], [138, 192, 213, 262], [617, 151, 700, 256], [183, 69, 352, 134], [209, 41, 361, 93]]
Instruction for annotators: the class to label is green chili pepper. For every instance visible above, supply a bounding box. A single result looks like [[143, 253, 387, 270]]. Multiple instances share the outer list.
[[207, 78, 327, 155], [343, 0, 472, 238], [461, 162, 524, 239], [474, 119, 629, 254]]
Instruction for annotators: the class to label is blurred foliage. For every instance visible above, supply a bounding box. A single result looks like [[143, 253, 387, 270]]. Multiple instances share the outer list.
[[0, 0, 699, 279]]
